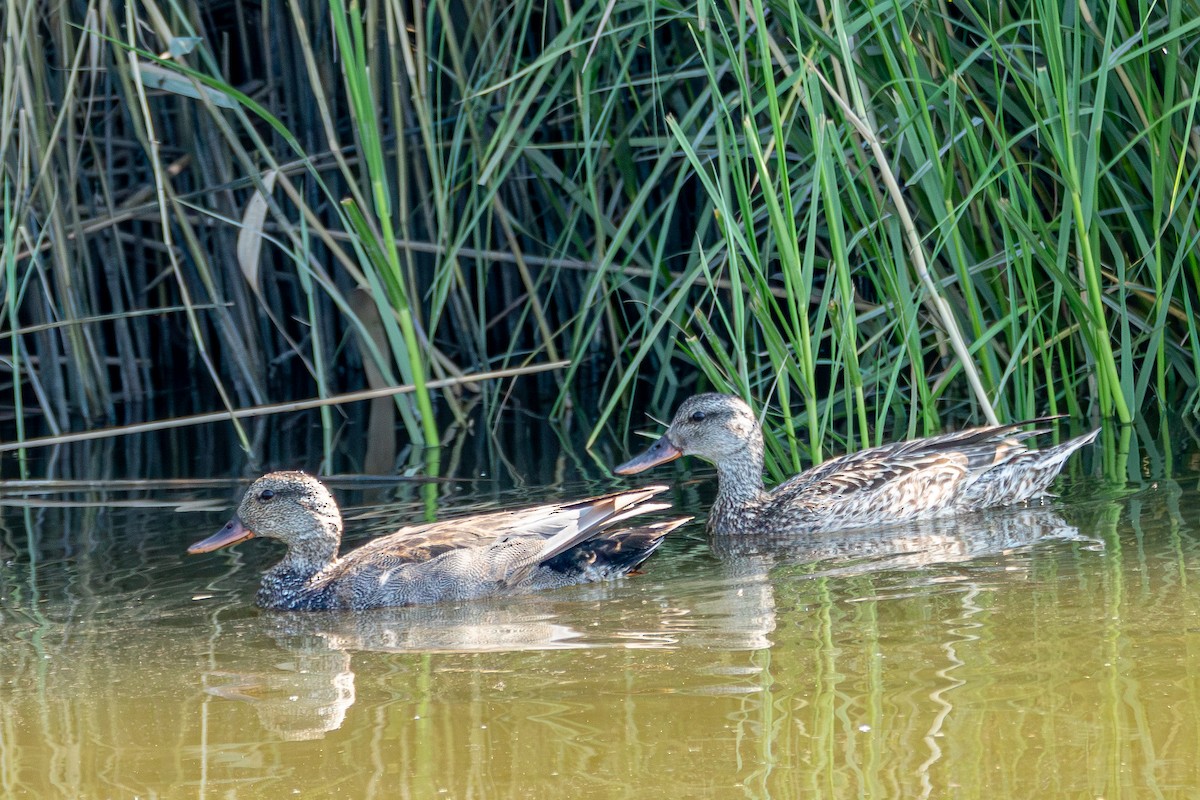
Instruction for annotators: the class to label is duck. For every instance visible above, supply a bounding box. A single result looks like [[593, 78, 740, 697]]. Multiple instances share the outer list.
[[615, 393, 1098, 536], [188, 471, 689, 611]]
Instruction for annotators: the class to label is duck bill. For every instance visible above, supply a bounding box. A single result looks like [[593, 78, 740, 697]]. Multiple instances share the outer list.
[[188, 517, 255, 554], [614, 436, 683, 475]]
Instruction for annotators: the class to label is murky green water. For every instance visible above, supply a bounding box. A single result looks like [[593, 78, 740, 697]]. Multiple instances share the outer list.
[[2, 418, 1199, 798]]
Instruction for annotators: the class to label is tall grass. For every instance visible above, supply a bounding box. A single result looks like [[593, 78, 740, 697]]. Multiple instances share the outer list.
[[601, 0, 1200, 461], [1, 0, 1197, 472]]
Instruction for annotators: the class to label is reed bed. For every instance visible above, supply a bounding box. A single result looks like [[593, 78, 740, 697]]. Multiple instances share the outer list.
[[1, 0, 1197, 472]]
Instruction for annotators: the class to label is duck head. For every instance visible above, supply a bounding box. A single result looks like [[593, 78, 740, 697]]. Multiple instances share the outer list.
[[188, 471, 343, 557], [615, 393, 762, 474]]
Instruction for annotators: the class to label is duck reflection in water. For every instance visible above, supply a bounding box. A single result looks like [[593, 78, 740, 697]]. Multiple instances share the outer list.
[[198, 592, 689, 740], [707, 504, 1097, 574], [198, 503, 1090, 741]]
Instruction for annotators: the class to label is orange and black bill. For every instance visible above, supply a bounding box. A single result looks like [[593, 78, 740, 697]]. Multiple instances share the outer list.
[[188, 517, 255, 554], [614, 436, 683, 475]]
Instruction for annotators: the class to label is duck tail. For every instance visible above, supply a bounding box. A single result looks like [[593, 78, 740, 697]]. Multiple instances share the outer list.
[[541, 517, 691, 578], [1021, 427, 1100, 492], [964, 426, 1099, 507], [1037, 427, 1101, 464]]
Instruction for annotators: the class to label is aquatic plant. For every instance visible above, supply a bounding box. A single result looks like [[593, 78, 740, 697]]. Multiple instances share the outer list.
[[1, 0, 1197, 470]]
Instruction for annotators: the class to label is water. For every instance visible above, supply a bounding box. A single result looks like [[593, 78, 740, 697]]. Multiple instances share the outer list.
[[2, 416, 1199, 798]]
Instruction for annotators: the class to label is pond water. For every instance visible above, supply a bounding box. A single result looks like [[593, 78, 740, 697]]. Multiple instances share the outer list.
[[1, 413, 1199, 798]]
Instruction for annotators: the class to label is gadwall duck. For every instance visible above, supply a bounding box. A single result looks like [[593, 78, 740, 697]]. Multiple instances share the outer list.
[[188, 471, 688, 611], [615, 393, 1098, 535]]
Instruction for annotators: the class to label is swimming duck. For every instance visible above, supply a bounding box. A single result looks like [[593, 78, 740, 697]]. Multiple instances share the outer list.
[[615, 393, 1098, 536], [188, 471, 688, 611]]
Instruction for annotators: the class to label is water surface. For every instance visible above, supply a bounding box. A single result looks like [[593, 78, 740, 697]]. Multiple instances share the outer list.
[[2, 417, 1198, 798]]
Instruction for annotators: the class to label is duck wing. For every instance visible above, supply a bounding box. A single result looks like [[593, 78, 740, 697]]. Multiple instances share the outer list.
[[343, 485, 673, 568], [319, 486, 679, 607], [770, 420, 1073, 523]]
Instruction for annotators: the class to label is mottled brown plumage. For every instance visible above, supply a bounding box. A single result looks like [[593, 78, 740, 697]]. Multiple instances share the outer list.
[[188, 472, 688, 610], [616, 393, 1098, 536]]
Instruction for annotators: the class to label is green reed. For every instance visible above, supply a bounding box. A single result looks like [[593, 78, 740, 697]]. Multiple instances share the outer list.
[[608, 0, 1200, 452], [1, 0, 1197, 472]]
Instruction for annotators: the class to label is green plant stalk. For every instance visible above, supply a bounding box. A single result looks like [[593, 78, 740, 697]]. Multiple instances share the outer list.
[[340, 198, 436, 446], [1075, 2, 1131, 423], [744, 116, 822, 457], [818, 124, 869, 449], [1032, 0, 1128, 423], [329, 0, 437, 449], [722, 138, 750, 389], [3, 177, 28, 478], [293, 217, 334, 467], [750, 0, 825, 456], [1152, 0, 1181, 408], [1070, 197, 1128, 422]]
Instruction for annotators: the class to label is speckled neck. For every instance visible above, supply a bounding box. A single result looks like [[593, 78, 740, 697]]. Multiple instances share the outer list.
[[257, 526, 341, 610], [708, 432, 769, 534]]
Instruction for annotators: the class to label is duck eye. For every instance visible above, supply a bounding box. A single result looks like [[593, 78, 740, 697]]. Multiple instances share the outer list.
[[690, 411, 706, 422], [258, 489, 275, 501]]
